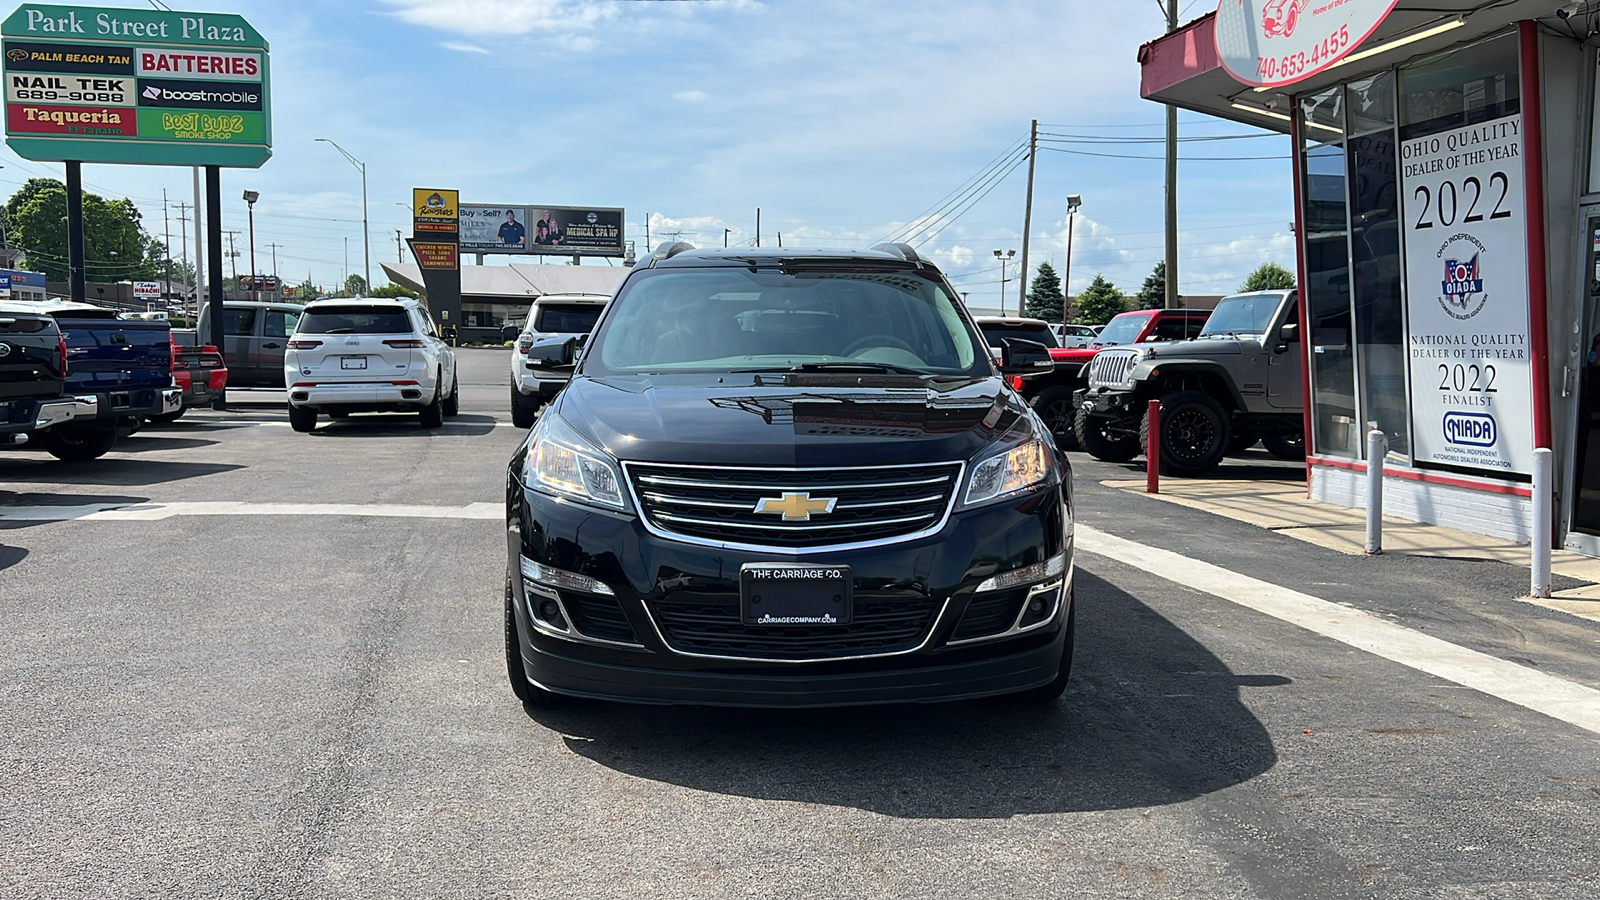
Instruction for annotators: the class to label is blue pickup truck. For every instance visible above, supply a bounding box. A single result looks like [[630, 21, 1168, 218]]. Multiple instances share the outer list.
[[22, 302, 180, 460]]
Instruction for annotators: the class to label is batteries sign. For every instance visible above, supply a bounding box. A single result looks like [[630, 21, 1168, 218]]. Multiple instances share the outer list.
[[1, 4, 270, 167]]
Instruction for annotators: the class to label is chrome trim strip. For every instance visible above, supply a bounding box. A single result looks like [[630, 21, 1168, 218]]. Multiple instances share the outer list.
[[944, 573, 1069, 647], [642, 493, 752, 510], [622, 460, 968, 555], [654, 511, 935, 532], [638, 596, 953, 664], [635, 473, 952, 492], [835, 494, 945, 510], [522, 579, 645, 649]]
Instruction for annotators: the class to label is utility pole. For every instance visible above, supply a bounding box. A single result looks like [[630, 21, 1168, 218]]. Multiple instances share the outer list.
[[343, 236, 349, 294], [395, 229, 403, 262], [224, 230, 240, 281], [1161, 0, 1179, 309], [267, 243, 281, 280], [177, 202, 190, 307], [191, 167, 204, 318], [755, 208, 761, 248], [724, 228, 730, 248], [645, 214, 651, 252], [162, 189, 173, 302], [1018, 118, 1038, 317]]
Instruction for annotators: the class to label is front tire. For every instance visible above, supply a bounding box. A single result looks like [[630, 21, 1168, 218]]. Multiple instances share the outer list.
[[1031, 385, 1081, 452], [1143, 391, 1230, 476], [288, 404, 318, 433], [506, 574, 559, 706], [442, 372, 460, 417], [37, 425, 117, 461], [1074, 408, 1140, 462]]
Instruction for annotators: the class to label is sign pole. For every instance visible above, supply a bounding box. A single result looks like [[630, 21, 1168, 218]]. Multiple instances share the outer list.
[[206, 165, 226, 410], [65, 161, 85, 304]]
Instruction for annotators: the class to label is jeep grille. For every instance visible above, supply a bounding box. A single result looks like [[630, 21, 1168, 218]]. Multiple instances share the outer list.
[[1088, 350, 1139, 388]]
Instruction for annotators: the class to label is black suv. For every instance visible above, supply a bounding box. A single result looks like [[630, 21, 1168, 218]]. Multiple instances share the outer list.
[[504, 243, 1075, 707]]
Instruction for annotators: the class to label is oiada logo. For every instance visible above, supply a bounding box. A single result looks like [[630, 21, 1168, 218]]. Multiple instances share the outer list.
[[1435, 235, 1490, 320], [1443, 412, 1497, 447]]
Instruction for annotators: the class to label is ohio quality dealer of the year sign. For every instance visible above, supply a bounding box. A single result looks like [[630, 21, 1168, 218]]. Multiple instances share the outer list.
[[1, 3, 270, 167], [1214, 0, 1400, 88]]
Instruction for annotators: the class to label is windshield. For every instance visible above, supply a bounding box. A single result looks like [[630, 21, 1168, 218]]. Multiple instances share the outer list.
[[1094, 312, 1153, 346], [1199, 294, 1284, 337], [534, 304, 603, 334], [587, 267, 987, 376], [296, 305, 411, 335]]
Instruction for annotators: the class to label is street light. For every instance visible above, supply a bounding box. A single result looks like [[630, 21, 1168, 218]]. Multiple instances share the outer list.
[[993, 248, 1015, 313], [242, 189, 259, 298], [1063, 194, 1082, 327], [315, 137, 370, 295]]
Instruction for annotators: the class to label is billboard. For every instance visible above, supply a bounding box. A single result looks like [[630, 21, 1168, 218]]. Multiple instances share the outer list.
[[460, 204, 530, 254], [1, 4, 271, 168], [412, 188, 458, 235], [527, 206, 624, 257]]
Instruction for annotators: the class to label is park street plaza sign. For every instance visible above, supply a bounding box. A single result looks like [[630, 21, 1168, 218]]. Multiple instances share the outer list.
[[1, 4, 270, 167], [1215, 0, 1400, 88]]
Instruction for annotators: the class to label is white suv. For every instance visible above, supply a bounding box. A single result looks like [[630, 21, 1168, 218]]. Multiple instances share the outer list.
[[509, 292, 607, 428], [284, 298, 459, 432]]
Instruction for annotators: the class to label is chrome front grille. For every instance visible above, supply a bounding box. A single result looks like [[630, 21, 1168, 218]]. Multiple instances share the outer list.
[[625, 461, 964, 550], [1087, 350, 1138, 388]]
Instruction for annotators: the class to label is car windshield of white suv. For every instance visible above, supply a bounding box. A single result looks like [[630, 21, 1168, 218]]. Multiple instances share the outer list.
[[297, 306, 411, 334], [1198, 294, 1281, 338], [589, 268, 986, 376], [1093, 313, 1152, 346]]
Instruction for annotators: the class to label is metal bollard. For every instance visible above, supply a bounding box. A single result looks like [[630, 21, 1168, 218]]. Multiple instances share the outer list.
[[1146, 399, 1161, 494], [1532, 447, 1552, 598], [1365, 429, 1386, 555]]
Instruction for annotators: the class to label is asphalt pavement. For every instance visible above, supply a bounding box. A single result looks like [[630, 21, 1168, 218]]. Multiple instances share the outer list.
[[2, 348, 1598, 899]]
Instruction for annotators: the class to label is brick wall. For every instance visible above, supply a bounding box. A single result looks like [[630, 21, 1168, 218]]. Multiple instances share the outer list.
[[1311, 464, 1534, 544]]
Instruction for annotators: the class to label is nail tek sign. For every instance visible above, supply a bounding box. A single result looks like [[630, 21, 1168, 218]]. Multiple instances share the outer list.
[[1214, 0, 1400, 88], [1, 4, 270, 167]]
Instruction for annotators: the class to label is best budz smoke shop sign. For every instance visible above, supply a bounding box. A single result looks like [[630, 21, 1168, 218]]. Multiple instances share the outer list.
[[1, 4, 269, 167], [1215, 0, 1400, 88]]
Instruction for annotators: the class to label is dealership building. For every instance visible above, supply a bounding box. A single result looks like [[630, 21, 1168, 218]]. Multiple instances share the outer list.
[[1140, 1, 1600, 555]]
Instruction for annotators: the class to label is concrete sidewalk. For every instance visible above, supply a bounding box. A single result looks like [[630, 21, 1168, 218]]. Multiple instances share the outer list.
[[1103, 475, 1600, 623]]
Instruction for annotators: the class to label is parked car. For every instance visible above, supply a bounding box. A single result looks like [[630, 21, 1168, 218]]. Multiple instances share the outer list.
[[26, 301, 180, 460], [1075, 290, 1302, 474], [505, 242, 1074, 708], [1051, 323, 1099, 349], [505, 292, 609, 428], [284, 298, 459, 432], [151, 336, 227, 424], [174, 300, 304, 387], [0, 301, 99, 457]]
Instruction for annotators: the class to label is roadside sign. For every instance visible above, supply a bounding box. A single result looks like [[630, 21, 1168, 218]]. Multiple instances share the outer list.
[[133, 279, 159, 298], [1214, 0, 1399, 89], [1, 4, 271, 167], [413, 188, 458, 235]]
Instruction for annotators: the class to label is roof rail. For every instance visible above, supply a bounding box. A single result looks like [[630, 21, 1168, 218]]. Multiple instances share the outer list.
[[650, 241, 696, 262], [869, 242, 924, 265]]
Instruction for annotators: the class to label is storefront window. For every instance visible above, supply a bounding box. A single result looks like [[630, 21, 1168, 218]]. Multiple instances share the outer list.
[[1301, 87, 1359, 457], [1346, 73, 1408, 459], [1399, 36, 1519, 141]]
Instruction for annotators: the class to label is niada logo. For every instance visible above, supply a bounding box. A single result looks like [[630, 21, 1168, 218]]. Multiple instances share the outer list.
[[1443, 411, 1496, 447], [1434, 234, 1489, 320]]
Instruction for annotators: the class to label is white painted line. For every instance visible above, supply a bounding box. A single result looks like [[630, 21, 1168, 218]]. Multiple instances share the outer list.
[[1076, 524, 1600, 737], [0, 501, 502, 522]]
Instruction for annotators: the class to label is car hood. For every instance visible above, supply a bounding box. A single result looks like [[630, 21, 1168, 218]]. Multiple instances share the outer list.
[[1143, 337, 1246, 357], [553, 373, 1029, 467]]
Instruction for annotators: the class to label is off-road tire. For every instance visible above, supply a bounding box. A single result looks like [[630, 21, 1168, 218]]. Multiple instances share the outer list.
[[288, 403, 318, 433], [506, 573, 559, 706], [511, 387, 539, 429], [1142, 390, 1230, 477], [1263, 432, 1305, 461], [38, 425, 117, 461], [1031, 385, 1081, 452], [442, 372, 460, 417], [1012, 599, 1075, 705], [419, 379, 445, 429], [1074, 408, 1140, 462]]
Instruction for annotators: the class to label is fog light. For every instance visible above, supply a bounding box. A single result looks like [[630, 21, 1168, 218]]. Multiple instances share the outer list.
[[520, 556, 614, 595], [976, 551, 1067, 593]]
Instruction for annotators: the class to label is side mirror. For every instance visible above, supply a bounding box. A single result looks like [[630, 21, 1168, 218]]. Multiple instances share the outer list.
[[501, 324, 519, 342], [526, 336, 577, 367], [998, 337, 1054, 376], [1279, 323, 1300, 343]]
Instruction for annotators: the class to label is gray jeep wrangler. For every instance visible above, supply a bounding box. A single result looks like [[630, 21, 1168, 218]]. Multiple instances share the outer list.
[[1073, 290, 1304, 476]]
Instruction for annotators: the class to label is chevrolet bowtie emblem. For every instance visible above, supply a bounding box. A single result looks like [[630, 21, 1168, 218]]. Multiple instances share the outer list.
[[754, 492, 838, 522]]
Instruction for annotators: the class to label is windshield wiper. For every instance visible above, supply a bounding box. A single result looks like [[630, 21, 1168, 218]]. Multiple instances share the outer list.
[[787, 362, 930, 375]]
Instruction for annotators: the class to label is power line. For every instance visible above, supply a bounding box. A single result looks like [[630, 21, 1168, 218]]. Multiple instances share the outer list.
[[882, 137, 1028, 244]]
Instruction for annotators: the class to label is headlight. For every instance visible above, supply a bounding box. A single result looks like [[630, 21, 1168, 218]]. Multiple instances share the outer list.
[[962, 435, 1051, 507], [522, 412, 627, 510]]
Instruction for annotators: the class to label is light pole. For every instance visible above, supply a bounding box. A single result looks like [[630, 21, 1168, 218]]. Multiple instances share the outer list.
[[1063, 194, 1082, 327], [993, 248, 1015, 314], [315, 137, 370, 295], [242, 190, 258, 299]]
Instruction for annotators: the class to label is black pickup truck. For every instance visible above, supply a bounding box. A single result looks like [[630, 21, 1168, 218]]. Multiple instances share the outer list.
[[0, 302, 99, 455], [22, 302, 181, 460]]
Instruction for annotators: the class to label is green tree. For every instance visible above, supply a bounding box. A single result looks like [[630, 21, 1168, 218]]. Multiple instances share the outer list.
[[6, 177, 162, 282], [1136, 261, 1166, 310], [1073, 274, 1126, 326], [1024, 261, 1063, 321], [370, 283, 418, 299], [1240, 261, 1296, 292], [344, 274, 368, 297]]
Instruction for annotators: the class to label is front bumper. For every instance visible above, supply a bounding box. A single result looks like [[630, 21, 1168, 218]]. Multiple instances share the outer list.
[[288, 382, 427, 408], [506, 479, 1073, 707]]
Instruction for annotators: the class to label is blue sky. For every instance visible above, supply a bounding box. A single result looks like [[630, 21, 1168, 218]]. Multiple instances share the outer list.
[[0, 0, 1296, 309]]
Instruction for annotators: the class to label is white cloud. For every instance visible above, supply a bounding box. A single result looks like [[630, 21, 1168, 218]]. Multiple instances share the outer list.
[[383, 0, 617, 36], [441, 41, 489, 53], [673, 90, 707, 103]]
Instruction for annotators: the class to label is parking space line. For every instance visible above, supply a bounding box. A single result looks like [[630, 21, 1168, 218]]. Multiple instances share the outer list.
[[0, 501, 503, 521], [1076, 524, 1600, 737]]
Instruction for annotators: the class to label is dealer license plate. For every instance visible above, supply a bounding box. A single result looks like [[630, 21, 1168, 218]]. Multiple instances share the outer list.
[[740, 564, 852, 626], [340, 356, 367, 370]]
